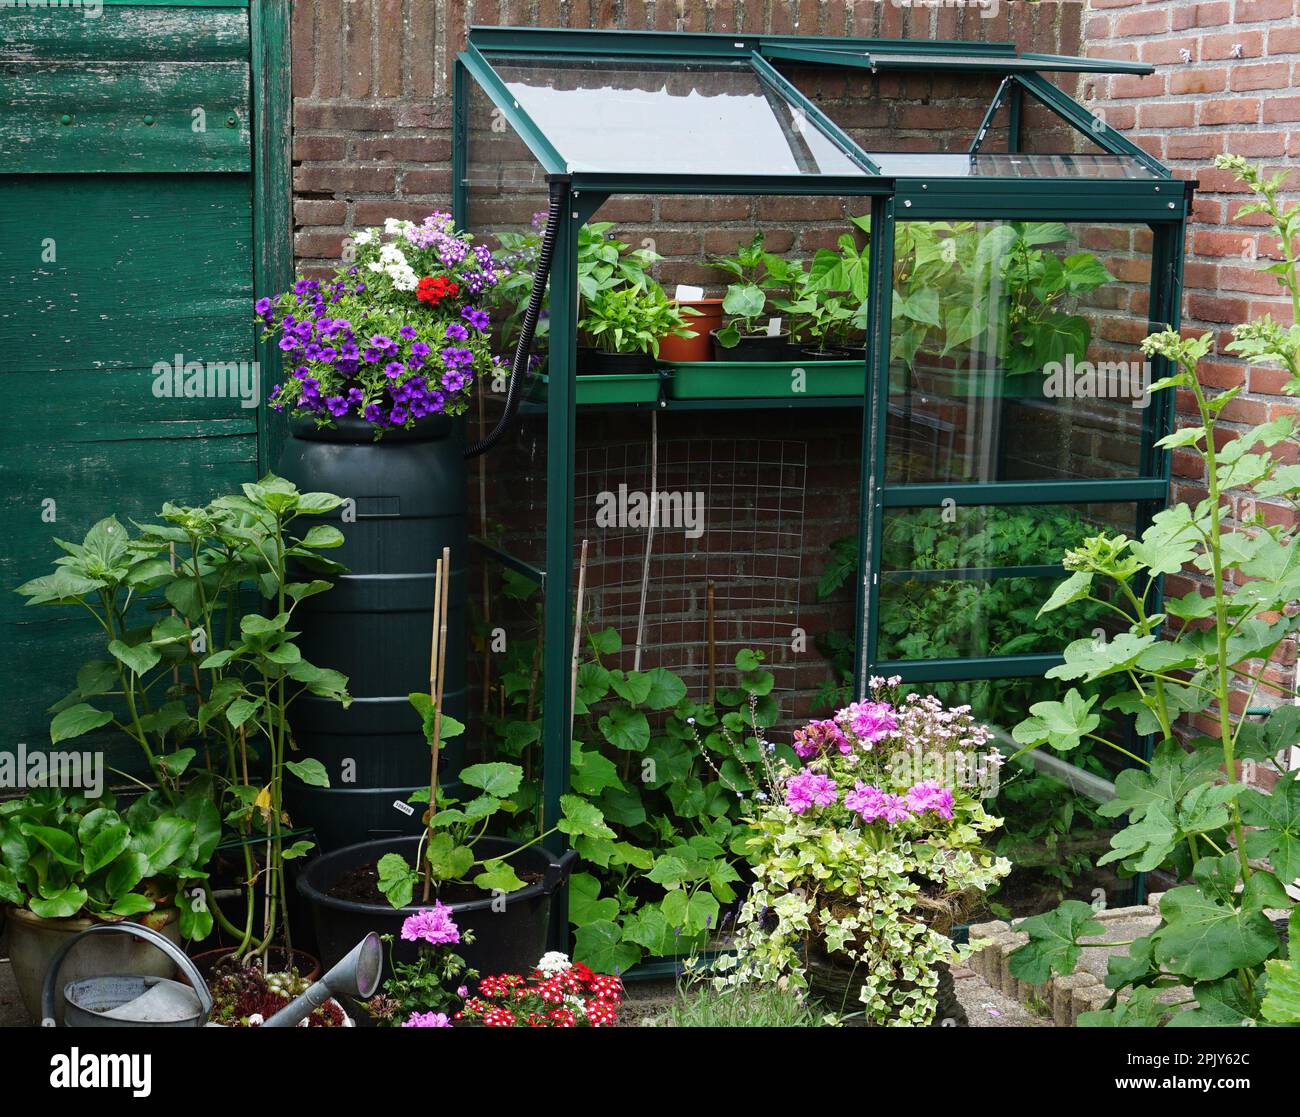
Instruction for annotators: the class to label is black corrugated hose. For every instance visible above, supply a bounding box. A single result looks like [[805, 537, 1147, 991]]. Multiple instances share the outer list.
[[464, 176, 567, 459]]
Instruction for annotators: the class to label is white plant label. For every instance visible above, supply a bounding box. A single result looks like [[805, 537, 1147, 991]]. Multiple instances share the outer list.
[[766, 317, 783, 336], [674, 283, 704, 301]]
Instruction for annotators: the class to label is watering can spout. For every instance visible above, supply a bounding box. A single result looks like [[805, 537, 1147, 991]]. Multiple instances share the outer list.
[[261, 933, 383, 1028]]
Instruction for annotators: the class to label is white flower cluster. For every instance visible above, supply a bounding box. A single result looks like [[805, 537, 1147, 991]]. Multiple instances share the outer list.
[[536, 951, 573, 976], [365, 237, 419, 292]]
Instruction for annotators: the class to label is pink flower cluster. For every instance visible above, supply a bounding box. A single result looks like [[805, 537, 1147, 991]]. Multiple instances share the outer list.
[[844, 783, 911, 824], [906, 780, 955, 820], [843, 779, 954, 826], [400, 902, 460, 945], [403, 1011, 452, 1027], [793, 718, 850, 758], [785, 771, 838, 814], [836, 701, 898, 749]]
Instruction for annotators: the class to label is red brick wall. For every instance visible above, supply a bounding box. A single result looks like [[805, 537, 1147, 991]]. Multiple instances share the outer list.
[[1083, 0, 1300, 733]]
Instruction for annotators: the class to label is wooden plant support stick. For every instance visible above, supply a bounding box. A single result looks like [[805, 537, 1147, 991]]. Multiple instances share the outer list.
[[707, 579, 717, 705], [422, 549, 448, 902], [633, 411, 658, 673], [571, 539, 589, 724]]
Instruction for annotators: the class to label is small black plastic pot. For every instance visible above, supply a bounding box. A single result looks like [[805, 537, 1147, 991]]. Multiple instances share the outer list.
[[298, 836, 577, 975], [576, 346, 657, 375], [710, 329, 791, 362]]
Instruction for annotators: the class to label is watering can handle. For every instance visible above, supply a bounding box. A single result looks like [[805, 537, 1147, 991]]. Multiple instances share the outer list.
[[40, 921, 212, 1026]]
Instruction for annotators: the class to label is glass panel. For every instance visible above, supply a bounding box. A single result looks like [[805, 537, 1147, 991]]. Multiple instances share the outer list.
[[869, 152, 1157, 179], [898, 675, 1137, 919], [885, 220, 1154, 485], [485, 56, 869, 177], [877, 502, 1139, 662]]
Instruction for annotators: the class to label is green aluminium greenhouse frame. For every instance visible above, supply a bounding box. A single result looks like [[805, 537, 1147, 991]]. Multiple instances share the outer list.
[[451, 27, 1192, 931]]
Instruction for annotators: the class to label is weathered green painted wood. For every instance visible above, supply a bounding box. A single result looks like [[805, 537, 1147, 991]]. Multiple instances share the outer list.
[[0, 62, 251, 172], [0, 4, 292, 774], [0, 174, 253, 372], [1, 7, 249, 62], [251, 0, 292, 473]]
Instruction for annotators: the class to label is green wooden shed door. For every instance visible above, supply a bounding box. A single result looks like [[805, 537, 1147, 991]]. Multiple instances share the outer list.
[[0, 3, 282, 762]]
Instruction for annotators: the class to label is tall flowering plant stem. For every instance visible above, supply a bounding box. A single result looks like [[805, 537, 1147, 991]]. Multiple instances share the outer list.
[[258, 214, 507, 436], [1008, 158, 1300, 1027]]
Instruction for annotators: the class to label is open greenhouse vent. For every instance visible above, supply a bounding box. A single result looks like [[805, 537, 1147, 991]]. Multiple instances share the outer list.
[[575, 435, 808, 702]]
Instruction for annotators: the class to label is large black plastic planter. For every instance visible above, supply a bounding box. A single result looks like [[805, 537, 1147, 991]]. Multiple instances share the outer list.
[[298, 836, 577, 975], [277, 414, 468, 851]]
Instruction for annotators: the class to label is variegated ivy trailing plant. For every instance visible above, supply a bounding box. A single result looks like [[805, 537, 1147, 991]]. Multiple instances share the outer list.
[[11, 476, 353, 962], [1007, 156, 1300, 1026]]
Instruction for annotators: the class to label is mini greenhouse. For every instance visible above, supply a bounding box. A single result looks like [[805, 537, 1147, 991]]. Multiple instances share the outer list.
[[453, 26, 1189, 928]]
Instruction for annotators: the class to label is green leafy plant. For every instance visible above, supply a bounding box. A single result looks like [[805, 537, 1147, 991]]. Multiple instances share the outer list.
[[710, 231, 785, 347], [1007, 315, 1300, 1024], [375, 749, 610, 907], [0, 785, 219, 936], [578, 281, 696, 357], [1217, 155, 1300, 390], [886, 220, 1113, 375], [481, 586, 778, 972], [16, 475, 353, 959]]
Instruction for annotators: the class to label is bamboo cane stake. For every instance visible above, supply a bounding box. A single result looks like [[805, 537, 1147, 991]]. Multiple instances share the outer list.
[[632, 411, 658, 673], [571, 539, 589, 722], [422, 548, 449, 902]]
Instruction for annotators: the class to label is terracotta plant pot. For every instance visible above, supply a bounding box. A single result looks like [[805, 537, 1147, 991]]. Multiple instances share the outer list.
[[657, 298, 724, 362], [189, 945, 322, 983], [5, 906, 182, 1025]]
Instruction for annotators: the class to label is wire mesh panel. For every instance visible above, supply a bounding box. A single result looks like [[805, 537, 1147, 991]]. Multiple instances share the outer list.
[[575, 427, 808, 702]]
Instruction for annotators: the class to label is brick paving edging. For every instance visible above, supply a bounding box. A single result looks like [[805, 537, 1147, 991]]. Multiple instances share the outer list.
[[966, 896, 1166, 1027]]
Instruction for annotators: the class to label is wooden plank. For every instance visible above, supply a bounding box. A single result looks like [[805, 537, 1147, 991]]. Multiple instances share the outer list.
[[0, 174, 253, 372], [1, 6, 249, 62], [251, 0, 293, 474], [0, 61, 250, 172]]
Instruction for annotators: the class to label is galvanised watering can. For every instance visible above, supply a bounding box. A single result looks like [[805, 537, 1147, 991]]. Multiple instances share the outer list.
[[41, 922, 382, 1028]]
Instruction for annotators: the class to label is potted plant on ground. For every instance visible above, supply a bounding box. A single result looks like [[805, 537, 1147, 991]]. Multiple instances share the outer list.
[[712, 681, 1010, 1026], [363, 904, 477, 1027], [0, 784, 218, 1022], [14, 478, 354, 982], [298, 690, 598, 975]]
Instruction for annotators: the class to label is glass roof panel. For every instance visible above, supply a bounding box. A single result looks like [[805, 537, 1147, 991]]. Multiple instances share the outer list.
[[485, 56, 872, 178], [869, 152, 1158, 180]]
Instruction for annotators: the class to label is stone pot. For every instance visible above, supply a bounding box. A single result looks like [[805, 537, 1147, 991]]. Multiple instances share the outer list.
[[6, 906, 182, 1025]]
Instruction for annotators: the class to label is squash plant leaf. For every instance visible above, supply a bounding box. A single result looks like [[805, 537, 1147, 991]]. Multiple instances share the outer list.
[[1151, 885, 1280, 981], [1011, 688, 1099, 754], [1239, 774, 1300, 883], [1009, 900, 1105, 985]]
